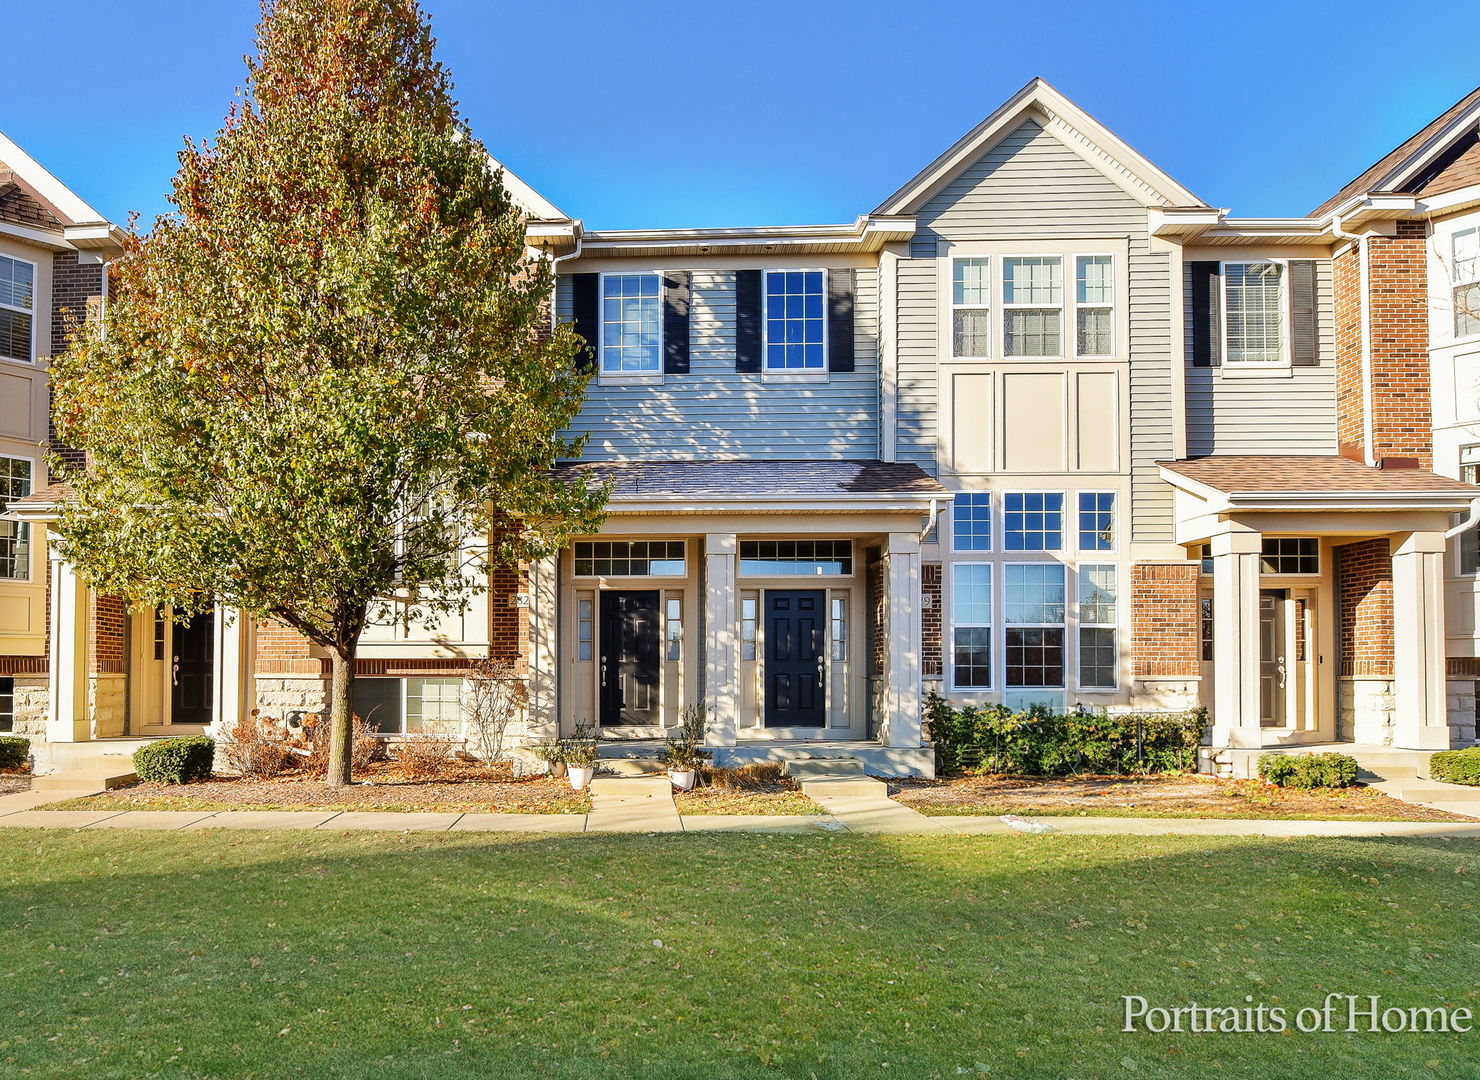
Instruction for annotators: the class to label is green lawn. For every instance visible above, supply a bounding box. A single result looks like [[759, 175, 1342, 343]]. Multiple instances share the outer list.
[[0, 831, 1476, 1079]]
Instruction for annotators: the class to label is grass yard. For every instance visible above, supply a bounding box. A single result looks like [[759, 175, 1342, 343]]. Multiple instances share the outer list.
[[891, 774, 1472, 822], [0, 831, 1476, 1079]]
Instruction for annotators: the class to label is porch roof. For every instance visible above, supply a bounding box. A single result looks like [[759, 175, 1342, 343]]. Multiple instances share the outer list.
[[1158, 455, 1480, 513], [2, 481, 76, 522], [554, 459, 947, 513]]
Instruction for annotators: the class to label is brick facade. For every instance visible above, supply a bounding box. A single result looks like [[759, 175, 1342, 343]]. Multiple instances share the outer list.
[[1129, 563, 1201, 678], [1335, 538, 1394, 677], [1332, 220, 1432, 468], [87, 594, 126, 675], [48, 251, 104, 469], [920, 562, 942, 679]]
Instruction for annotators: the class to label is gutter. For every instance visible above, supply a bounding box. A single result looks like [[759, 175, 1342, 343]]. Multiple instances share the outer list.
[[1331, 213, 1377, 467], [1446, 498, 1480, 540]]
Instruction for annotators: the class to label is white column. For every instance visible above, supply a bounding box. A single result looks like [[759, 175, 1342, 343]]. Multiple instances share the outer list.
[[213, 606, 251, 739], [883, 532, 923, 748], [704, 534, 738, 747], [46, 540, 89, 744], [1390, 531, 1451, 749], [1209, 525, 1262, 748], [526, 556, 559, 740]]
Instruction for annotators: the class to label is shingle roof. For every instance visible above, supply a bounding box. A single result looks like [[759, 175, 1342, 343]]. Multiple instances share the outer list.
[[5, 481, 76, 508], [553, 459, 948, 498], [1159, 455, 1480, 496], [1309, 86, 1480, 217]]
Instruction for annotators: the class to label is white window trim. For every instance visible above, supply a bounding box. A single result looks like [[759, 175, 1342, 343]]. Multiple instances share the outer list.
[[1072, 254, 1117, 360], [597, 270, 664, 378], [1074, 489, 1117, 554], [1258, 536, 1321, 578], [949, 255, 991, 360], [357, 676, 465, 736], [0, 252, 37, 366], [948, 561, 994, 691], [1001, 255, 1065, 360], [1220, 258, 1290, 368], [761, 267, 830, 374], [1001, 489, 1068, 554], [1452, 225, 1480, 343], [950, 490, 993, 554], [0, 451, 36, 582], [1002, 561, 1068, 691], [1076, 563, 1119, 691]]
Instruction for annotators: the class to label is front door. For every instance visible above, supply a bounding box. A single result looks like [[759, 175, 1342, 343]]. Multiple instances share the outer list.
[[764, 590, 826, 727], [599, 590, 661, 726], [1259, 590, 1286, 728], [170, 610, 215, 726]]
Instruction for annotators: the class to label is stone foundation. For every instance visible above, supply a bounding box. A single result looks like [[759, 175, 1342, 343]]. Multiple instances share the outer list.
[[1445, 678, 1479, 746], [1338, 676, 1396, 744], [10, 675, 48, 741], [1129, 678, 1201, 711], [88, 674, 127, 738], [252, 676, 331, 721]]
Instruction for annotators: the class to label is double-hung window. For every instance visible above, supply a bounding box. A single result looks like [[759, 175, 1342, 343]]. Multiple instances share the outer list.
[[1077, 492, 1115, 551], [1074, 255, 1114, 357], [951, 564, 993, 689], [0, 255, 34, 363], [1003, 491, 1063, 551], [1078, 565, 1118, 689], [952, 492, 992, 551], [764, 270, 825, 371], [1004, 563, 1066, 688], [353, 677, 463, 735], [1454, 227, 1480, 339], [1002, 256, 1062, 357], [1223, 262, 1284, 365], [951, 257, 991, 358], [0, 456, 32, 580], [600, 273, 661, 373]]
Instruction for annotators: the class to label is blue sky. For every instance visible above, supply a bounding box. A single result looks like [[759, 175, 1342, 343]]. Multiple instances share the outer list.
[[3, 0, 1479, 230]]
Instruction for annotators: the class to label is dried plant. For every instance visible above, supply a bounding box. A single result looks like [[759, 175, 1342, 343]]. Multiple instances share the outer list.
[[394, 734, 461, 781], [464, 657, 528, 764], [221, 715, 289, 780]]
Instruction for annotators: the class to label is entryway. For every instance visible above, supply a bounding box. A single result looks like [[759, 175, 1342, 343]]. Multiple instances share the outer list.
[[764, 590, 826, 727], [1258, 588, 1316, 734], [170, 610, 216, 726], [598, 590, 660, 727]]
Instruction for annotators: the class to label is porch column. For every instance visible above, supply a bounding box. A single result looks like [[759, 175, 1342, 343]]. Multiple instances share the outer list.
[[1389, 530, 1451, 749], [1209, 524, 1262, 748], [704, 534, 738, 747], [213, 606, 252, 739], [526, 555, 559, 740], [45, 540, 88, 743], [882, 532, 923, 748]]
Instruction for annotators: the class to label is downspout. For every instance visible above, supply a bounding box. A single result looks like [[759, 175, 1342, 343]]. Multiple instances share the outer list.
[[1331, 214, 1377, 466], [547, 226, 583, 331], [1445, 498, 1480, 540], [919, 496, 940, 543]]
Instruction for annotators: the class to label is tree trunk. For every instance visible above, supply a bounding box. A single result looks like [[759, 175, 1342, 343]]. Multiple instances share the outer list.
[[325, 642, 357, 787]]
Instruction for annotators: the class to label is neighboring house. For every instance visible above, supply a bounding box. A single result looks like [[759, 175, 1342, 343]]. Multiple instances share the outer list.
[[8, 79, 1480, 777]]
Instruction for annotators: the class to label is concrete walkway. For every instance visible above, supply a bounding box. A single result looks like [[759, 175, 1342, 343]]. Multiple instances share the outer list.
[[4, 786, 1480, 836]]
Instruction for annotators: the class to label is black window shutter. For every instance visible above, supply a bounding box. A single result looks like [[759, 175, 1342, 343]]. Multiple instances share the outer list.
[[1189, 262, 1221, 367], [1288, 260, 1319, 366], [570, 272, 599, 370], [827, 268, 856, 373], [662, 271, 691, 374], [735, 269, 762, 373]]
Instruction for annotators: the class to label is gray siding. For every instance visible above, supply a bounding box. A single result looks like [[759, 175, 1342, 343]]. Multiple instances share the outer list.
[[557, 268, 880, 461], [1184, 260, 1337, 455], [893, 118, 1175, 539]]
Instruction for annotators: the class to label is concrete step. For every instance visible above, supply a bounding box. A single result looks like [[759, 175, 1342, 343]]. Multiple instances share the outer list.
[[1359, 765, 1418, 780], [1382, 783, 1480, 802], [601, 758, 667, 777], [589, 775, 672, 797], [800, 776, 888, 799], [33, 768, 135, 791], [786, 758, 865, 781]]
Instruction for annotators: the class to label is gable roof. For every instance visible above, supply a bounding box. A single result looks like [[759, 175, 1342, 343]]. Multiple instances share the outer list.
[[1310, 86, 1480, 217], [484, 151, 565, 220], [872, 77, 1206, 216], [0, 128, 110, 227]]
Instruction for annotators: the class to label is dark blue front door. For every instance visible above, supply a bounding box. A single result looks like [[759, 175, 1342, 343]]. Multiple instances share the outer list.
[[764, 590, 825, 727], [599, 590, 661, 726]]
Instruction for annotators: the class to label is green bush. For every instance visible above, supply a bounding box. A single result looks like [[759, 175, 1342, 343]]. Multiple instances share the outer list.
[[1257, 751, 1358, 789], [1429, 748, 1480, 786], [0, 735, 30, 771], [133, 736, 215, 784], [923, 692, 1207, 776]]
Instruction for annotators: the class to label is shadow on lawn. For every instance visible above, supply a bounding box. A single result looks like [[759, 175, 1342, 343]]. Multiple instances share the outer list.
[[0, 830, 1476, 1080]]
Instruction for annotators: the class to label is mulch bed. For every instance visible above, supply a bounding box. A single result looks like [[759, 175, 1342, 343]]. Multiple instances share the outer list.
[[0, 775, 30, 797], [890, 774, 1474, 822], [674, 782, 825, 816], [41, 761, 590, 814]]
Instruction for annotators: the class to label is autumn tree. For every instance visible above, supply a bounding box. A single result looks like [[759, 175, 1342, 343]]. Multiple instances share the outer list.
[[49, 0, 605, 785]]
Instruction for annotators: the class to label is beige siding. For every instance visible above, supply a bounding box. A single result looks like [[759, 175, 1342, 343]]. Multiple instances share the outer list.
[[1183, 259, 1338, 455], [557, 268, 880, 461]]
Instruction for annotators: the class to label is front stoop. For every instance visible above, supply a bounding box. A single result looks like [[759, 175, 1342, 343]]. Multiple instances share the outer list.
[[586, 774, 682, 832], [787, 758, 949, 834]]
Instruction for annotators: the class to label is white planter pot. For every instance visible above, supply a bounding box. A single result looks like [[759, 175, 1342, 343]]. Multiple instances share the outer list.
[[568, 765, 595, 791], [669, 769, 697, 792]]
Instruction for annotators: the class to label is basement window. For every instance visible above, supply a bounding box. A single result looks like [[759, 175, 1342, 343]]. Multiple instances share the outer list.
[[353, 677, 463, 736]]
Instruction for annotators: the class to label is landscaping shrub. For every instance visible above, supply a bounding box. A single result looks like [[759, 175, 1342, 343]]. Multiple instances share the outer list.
[[0, 735, 30, 772], [222, 717, 289, 780], [1428, 747, 1480, 786], [133, 736, 215, 784], [703, 762, 789, 790], [303, 714, 379, 778], [1257, 752, 1359, 789], [923, 691, 1207, 776], [394, 734, 460, 780]]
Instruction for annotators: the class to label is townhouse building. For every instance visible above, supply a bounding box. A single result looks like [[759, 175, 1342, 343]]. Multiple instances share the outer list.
[[7, 79, 1480, 778]]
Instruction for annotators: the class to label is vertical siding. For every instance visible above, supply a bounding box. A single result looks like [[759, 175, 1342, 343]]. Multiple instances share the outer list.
[[894, 117, 1175, 538], [1183, 259, 1337, 455], [557, 269, 880, 461]]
